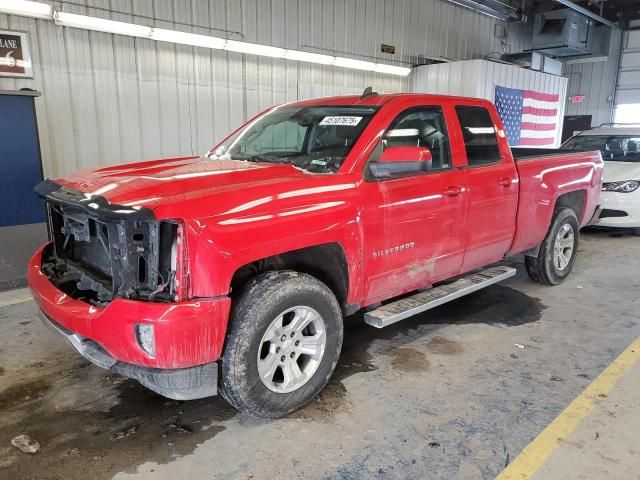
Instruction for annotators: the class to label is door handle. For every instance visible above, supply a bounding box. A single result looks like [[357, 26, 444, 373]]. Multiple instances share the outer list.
[[443, 185, 463, 197], [498, 177, 513, 187]]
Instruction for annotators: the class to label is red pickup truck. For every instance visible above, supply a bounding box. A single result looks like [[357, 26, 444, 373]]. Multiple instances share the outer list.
[[29, 92, 603, 417]]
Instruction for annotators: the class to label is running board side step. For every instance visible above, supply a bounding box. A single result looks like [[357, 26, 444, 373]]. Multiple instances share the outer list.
[[364, 266, 517, 328]]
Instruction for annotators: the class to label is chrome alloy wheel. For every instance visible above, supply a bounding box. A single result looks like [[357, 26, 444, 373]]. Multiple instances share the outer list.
[[553, 223, 575, 271], [257, 306, 327, 393]]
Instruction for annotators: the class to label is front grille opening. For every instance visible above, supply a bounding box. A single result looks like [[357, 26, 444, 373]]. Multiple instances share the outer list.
[[138, 256, 147, 283], [43, 193, 179, 305], [41, 243, 113, 306], [50, 206, 113, 280], [600, 209, 628, 218]]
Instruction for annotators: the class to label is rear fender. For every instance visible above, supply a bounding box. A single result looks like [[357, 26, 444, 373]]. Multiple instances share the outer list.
[[509, 152, 602, 255]]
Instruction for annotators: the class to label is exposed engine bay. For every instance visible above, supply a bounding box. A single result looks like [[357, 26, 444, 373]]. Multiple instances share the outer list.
[[36, 181, 179, 306]]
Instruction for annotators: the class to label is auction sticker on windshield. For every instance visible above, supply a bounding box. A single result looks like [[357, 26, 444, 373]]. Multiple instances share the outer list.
[[319, 116, 362, 126]]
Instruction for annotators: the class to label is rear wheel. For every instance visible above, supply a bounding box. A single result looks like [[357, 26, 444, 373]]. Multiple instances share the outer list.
[[220, 271, 343, 418], [525, 208, 579, 285]]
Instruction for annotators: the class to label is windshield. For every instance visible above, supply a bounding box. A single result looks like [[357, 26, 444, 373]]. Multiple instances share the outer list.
[[562, 135, 640, 162], [209, 106, 378, 173]]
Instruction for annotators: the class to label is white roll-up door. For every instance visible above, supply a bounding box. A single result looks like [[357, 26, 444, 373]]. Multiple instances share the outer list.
[[614, 30, 640, 121]]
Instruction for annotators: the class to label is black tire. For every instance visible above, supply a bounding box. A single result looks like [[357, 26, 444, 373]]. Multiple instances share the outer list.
[[525, 208, 580, 285], [219, 271, 343, 418], [631, 227, 640, 236]]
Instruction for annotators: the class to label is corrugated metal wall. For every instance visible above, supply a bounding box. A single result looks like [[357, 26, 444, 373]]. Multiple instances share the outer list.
[[0, 0, 531, 178], [563, 28, 623, 127], [615, 29, 640, 106]]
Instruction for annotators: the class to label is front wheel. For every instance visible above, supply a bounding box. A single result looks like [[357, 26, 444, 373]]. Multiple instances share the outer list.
[[220, 271, 343, 418], [525, 208, 579, 285]]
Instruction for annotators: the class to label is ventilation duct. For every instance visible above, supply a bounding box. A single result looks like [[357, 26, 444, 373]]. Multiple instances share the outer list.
[[530, 9, 592, 57]]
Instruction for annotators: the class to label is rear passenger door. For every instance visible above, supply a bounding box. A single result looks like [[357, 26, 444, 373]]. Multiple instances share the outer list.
[[455, 105, 518, 272]]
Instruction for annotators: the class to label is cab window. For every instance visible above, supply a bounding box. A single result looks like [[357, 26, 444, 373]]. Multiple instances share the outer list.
[[455, 106, 501, 166], [383, 106, 451, 170]]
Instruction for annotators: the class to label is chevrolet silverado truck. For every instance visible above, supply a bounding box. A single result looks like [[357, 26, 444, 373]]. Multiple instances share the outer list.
[[28, 91, 603, 418]]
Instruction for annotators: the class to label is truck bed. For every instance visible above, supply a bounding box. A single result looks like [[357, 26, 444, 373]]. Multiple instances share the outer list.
[[508, 149, 603, 256], [511, 148, 567, 160]]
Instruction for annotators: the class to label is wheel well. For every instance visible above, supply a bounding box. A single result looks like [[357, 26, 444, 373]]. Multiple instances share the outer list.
[[555, 190, 586, 221], [230, 243, 350, 307]]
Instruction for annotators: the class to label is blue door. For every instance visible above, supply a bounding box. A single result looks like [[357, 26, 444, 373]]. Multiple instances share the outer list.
[[0, 94, 44, 227]]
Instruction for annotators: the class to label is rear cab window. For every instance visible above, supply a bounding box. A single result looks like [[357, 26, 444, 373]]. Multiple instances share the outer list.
[[455, 106, 501, 166]]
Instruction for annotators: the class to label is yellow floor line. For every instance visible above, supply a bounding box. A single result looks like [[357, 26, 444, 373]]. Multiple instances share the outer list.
[[496, 336, 640, 480], [0, 295, 34, 308]]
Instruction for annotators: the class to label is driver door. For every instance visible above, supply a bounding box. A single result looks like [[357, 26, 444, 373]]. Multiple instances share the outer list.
[[360, 104, 468, 304]]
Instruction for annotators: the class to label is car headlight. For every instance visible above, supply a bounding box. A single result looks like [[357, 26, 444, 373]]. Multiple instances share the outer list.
[[602, 180, 640, 193]]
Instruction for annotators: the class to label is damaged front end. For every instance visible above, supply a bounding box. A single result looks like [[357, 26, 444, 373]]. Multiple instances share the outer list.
[[36, 181, 185, 307], [30, 181, 223, 400]]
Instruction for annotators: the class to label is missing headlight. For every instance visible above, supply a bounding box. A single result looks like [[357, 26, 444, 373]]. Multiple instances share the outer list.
[[135, 324, 155, 357]]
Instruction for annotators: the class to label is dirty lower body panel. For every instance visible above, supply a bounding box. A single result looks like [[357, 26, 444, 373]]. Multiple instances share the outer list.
[[39, 311, 218, 400]]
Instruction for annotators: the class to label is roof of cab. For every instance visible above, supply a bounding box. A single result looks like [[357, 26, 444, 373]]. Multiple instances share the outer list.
[[280, 92, 493, 108]]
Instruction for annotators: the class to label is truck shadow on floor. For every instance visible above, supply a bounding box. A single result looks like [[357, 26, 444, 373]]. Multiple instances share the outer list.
[[298, 284, 545, 419], [582, 226, 639, 238], [0, 285, 544, 479]]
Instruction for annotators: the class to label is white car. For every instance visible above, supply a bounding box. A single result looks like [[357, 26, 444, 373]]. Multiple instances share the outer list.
[[562, 126, 640, 234]]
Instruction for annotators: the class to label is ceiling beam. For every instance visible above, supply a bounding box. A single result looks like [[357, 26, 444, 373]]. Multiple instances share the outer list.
[[553, 0, 621, 28]]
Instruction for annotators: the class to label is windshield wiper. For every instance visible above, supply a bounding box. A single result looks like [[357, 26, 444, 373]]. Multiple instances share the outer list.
[[230, 154, 274, 163], [232, 154, 301, 166]]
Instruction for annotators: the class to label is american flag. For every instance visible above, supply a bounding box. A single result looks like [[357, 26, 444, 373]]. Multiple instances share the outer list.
[[494, 86, 560, 147]]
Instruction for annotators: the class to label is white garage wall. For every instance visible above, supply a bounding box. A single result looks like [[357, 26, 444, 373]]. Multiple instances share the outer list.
[[616, 30, 640, 115], [0, 0, 530, 178], [563, 28, 623, 127]]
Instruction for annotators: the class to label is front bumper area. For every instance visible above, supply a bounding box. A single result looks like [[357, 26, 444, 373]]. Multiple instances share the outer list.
[[40, 311, 218, 400], [596, 191, 640, 228], [29, 243, 231, 397]]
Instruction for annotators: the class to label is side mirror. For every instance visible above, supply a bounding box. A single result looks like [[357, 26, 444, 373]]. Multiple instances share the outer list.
[[369, 146, 433, 179]]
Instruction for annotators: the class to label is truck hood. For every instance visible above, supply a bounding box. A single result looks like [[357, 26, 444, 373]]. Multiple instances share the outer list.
[[603, 161, 640, 182], [53, 156, 311, 211], [51, 156, 358, 223]]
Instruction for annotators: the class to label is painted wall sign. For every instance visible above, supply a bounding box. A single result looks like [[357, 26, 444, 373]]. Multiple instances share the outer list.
[[381, 43, 396, 54], [0, 30, 33, 78]]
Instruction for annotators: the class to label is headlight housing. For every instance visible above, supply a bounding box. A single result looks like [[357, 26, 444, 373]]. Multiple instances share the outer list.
[[135, 324, 155, 357], [602, 180, 640, 193]]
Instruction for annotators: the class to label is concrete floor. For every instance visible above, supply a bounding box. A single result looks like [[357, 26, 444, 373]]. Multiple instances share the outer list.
[[0, 222, 47, 290], [531, 361, 640, 480], [0, 229, 639, 480]]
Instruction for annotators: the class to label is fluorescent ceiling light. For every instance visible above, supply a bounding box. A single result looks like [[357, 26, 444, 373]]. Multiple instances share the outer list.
[[374, 63, 412, 76], [54, 11, 152, 38], [151, 28, 225, 49], [334, 57, 377, 71], [3, 5, 410, 76], [225, 40, 286, 58], [285, 50, 335, 65], [387, 128, 420, 137], [467, 127, 495, 134], [0, 0, 53, 19]]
